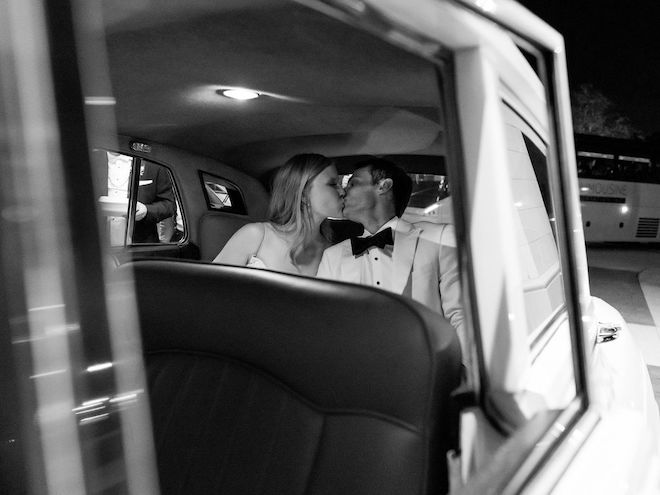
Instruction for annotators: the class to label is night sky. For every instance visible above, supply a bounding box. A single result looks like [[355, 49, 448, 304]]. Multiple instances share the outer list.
[[520, 1, 660, 136]]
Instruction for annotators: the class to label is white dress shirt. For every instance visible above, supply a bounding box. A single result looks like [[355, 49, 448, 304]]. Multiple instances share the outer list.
[[353, 217, 399, 290]]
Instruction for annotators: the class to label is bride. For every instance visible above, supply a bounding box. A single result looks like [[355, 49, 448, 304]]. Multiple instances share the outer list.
[[213, 154, 344, 276]]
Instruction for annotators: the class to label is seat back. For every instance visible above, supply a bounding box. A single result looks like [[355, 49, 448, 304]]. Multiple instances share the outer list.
[[120, 260, 461, 495], [198, 213, 260, 260]]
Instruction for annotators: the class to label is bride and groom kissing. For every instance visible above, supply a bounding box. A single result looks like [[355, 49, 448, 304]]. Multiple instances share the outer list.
[[214, 153, 464, 343]]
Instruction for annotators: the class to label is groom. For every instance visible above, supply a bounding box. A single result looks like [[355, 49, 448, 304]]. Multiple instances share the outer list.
[[317, 158, 465, 345]]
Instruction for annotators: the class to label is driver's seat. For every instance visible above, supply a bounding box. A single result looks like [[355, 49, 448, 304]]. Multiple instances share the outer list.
[[120, 259, 462, 495]]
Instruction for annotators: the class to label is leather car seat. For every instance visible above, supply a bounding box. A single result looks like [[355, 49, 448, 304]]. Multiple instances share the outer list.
[[119, 259, 462, 495]]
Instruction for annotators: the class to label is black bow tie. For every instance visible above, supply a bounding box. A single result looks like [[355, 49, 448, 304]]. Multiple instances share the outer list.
[[351, 227, 394, 256]]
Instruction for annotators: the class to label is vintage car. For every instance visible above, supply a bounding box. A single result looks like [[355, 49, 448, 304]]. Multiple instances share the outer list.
[[1, 0, 658, 493]]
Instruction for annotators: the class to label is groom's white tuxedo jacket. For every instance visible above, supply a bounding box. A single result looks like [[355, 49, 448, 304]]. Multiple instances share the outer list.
[[317, 218, 464, 335]]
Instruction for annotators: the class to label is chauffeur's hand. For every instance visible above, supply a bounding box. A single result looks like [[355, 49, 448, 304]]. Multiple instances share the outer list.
[[135, 201, 147, 221]]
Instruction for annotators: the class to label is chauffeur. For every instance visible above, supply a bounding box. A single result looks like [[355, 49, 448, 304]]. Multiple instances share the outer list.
[[132, 161, 176, 243], [317, 158, 466, 353]]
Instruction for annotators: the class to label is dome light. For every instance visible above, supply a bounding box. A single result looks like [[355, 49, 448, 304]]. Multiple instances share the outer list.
[[221, 88, 260, 100]]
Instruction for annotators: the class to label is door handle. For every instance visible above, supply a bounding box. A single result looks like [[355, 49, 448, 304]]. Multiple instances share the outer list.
[[596, 323, 621, 344]]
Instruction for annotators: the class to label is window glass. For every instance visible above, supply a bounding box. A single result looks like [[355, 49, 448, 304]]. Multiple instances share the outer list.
[[577, 152, 618, 180], [200, 172, 247, 214], [104, 151, 132, 246], [339, 171, 453, 225], [503, 108, 565, 339], [131, 160, 176, 244], [94, 150, 183, 245], [404, 174, 453, 224], [577, 151, 660, 184], [157, 202, 185, 243], [407, 173, 449, 208]]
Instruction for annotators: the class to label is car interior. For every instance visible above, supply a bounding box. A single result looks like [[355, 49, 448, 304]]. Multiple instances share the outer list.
[[87, 0, 578, 492], [94, 0, 451, 257], [91, 1, 469, 490], [5, 0, 660, 492]]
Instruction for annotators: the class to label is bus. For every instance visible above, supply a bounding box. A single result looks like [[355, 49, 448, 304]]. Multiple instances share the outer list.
[[576, 133, 660, 242]]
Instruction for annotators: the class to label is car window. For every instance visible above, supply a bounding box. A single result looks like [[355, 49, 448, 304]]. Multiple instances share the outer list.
[[449, 39, 581, 441], [95, 150, 184, 246], [200, 171, 247, 214], [503, 106, 565, 340], [490, 99, 576, 414], [339, 171, 453, 225]]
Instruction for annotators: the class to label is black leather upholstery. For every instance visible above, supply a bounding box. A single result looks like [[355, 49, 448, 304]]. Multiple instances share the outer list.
[[198, 213, 259, 260], [120, 260, 462, 495]]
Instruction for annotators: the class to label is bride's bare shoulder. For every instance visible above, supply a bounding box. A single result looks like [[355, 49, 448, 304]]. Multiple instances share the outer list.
[[213, 222, 266, 263], [235, 222, 267, 240]]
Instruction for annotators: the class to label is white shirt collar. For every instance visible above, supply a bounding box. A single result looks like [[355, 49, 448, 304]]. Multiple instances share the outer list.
[[363, 216, 399, 237]]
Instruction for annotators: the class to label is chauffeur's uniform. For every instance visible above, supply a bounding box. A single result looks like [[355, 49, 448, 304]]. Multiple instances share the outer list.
[[132, 162, 176, 243], [317, 217, 465, 350]]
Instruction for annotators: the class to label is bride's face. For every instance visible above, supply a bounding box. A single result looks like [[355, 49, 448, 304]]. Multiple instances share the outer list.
[[307, 165, 344, 221]]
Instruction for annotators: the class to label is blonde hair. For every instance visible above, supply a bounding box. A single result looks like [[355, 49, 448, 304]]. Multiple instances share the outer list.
[[268, 153, 333, 265]]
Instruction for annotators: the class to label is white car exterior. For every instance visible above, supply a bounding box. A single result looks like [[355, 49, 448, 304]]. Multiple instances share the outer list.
[[331, 0, 660, 491]]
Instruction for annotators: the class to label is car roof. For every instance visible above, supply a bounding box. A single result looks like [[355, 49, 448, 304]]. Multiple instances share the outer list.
[[100, 0, 545, 179], [102, 0, 446, 178]]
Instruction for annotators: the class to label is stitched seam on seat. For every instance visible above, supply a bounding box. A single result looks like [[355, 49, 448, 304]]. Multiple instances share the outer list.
[[302, 414, 325, 495], [254, 393, 289, 495], [212, 373, 257, 493], [148, 356, 167, 390], [147, 358, 169, 437], [146, 349, 423, 434], [155, 358, 198, 454], [177, 360, 228, 493]]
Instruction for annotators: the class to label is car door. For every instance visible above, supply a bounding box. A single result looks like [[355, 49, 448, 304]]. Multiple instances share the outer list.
[[443, 0, 660, 492], [0, 0, 159, 492]]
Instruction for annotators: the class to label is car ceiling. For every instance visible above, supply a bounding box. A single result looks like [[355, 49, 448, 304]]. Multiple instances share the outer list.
[[101, 0, 447, 178]]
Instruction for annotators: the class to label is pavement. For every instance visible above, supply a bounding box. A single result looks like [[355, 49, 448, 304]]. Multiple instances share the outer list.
[[586, 245, 660, 406]]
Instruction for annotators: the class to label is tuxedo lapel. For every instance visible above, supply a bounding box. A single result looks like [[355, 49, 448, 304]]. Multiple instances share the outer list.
[[391, 220, 421, 294]]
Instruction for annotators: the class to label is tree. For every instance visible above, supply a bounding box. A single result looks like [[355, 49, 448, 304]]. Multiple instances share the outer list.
[[571, 83, 642, 139]]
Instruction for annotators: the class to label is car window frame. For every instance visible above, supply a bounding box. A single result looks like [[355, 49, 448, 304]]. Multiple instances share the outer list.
[[132, 157, 182, 246], [447, 0, 593, 489], [199, 170, 248, 215], [0, 0, 162, 491], [96, 149, 185, 247]]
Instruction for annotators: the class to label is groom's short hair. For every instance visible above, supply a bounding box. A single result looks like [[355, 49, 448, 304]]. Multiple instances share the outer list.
[[353, 157, 413, 217]]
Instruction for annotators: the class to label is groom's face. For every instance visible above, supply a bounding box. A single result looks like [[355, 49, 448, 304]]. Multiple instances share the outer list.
[[342, 165, 378, 223]]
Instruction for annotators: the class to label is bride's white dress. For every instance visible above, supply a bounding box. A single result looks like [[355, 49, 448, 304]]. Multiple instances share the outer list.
[[246, 255, 267, 269]]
